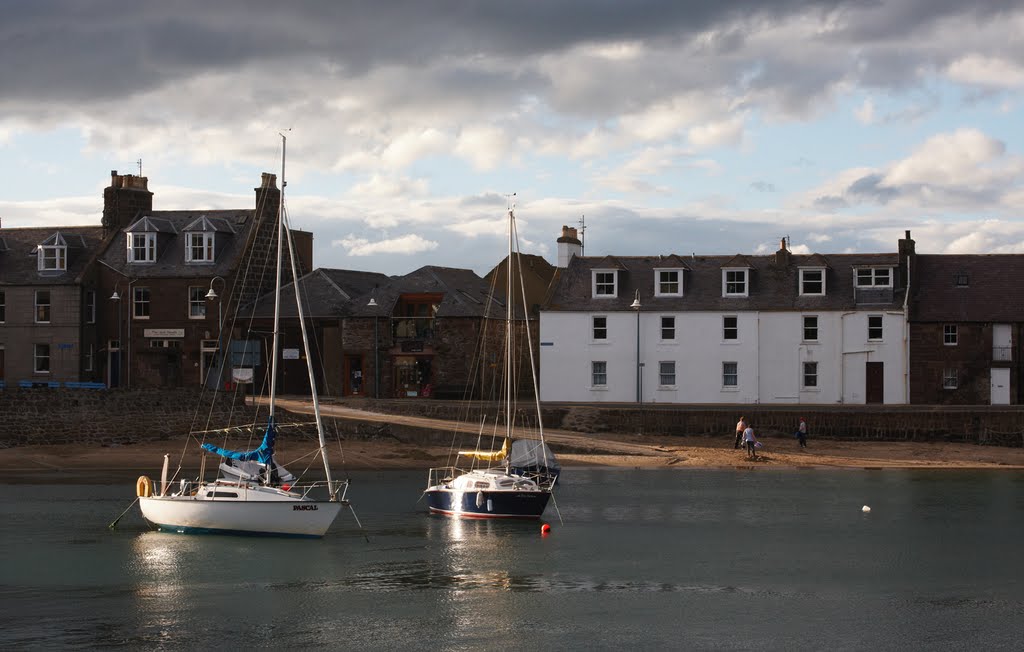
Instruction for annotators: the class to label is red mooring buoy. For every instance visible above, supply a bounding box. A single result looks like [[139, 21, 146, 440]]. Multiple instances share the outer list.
[[541, 523, 552, 535]]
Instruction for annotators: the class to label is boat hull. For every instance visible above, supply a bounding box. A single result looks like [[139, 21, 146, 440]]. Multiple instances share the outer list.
[[139, 496, 342, 538], [424, 487, 551, 519]]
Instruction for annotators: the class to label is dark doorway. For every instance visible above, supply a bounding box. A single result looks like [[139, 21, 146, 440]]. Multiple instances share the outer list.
[[345, 355, 364, 395], [866, 361, 884, 404]]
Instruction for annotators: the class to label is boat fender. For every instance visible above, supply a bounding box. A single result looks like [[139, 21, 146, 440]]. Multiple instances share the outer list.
[[475, 491, 485, 508], [136, 475, 153, 498], [487, 498, 493, 512]]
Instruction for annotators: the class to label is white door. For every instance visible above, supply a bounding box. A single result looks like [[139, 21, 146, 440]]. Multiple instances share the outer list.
[[990, 368, 1010, 405]]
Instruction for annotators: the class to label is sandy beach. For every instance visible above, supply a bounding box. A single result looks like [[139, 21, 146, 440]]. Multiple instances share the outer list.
[[2, 427, 1023, 484]]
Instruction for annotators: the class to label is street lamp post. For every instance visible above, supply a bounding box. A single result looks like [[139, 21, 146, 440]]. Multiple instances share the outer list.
[[368, 295, 380, 397], [205, 276, 225, 387], [110, 288, 122, 388], [630, 289, 642, 403]]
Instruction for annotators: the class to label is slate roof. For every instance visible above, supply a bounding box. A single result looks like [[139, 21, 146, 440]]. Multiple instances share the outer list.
[[251, 265, 503, 320], [347, 265, 504, 319], [0, 226, 107, 285], [99, 209, 256, 278], [909, 254, 1024, 322], [250, 268, 392, 319], [545, 252, 904, 312]]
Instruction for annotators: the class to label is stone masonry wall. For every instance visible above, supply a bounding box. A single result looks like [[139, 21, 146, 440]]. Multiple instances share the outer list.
[[0, 388, 259, 447]]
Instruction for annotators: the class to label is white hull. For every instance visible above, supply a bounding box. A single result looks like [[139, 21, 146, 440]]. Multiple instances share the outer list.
[[140, 492, 341, 538]]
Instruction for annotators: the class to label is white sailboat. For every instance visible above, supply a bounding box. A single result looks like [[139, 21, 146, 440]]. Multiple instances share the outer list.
[[423, 205, 556, 519], [135, 136, 347, 538]]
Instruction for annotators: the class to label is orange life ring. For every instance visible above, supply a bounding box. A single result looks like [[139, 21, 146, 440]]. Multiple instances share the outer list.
[[136, 475, 153, 498]]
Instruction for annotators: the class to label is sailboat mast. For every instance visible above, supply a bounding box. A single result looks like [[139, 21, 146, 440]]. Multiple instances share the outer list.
[[282, 194, 336, 494], [505, 208, 513, 443], [267, 135, 286, 420]]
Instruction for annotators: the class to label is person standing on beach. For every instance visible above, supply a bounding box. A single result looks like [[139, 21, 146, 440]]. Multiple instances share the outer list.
[[796, 417, 808, 449], [743, 424, 758, 460], [734, 416, 747, 449]]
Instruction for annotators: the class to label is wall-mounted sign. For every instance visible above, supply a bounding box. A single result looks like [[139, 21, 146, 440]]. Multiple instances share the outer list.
[[282, 348, 300, 360], [144, 328, 185, 338], [232, 367, 254, 383]]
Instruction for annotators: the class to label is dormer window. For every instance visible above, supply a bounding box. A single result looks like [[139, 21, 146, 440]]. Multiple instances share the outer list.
[[655, 269, 683, 296], [722, 269, 748, 297], [855, 267, 891, 287], [799, 268, 825, 296], [186, 232, 215, 263], [37, 233, 67, 271], [127, 232, 157, 263], [592, 270, 617, 298]]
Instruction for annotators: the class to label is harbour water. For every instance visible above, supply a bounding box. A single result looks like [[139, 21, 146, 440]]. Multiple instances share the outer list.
[[2, 468, 1022, 649]]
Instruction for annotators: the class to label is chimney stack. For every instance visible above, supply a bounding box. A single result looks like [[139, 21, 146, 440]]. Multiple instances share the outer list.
[[898, 229, 915, 288], [774, 237, 791, 267], [102, 170, 153, 232], [556, 225, 582, 268]]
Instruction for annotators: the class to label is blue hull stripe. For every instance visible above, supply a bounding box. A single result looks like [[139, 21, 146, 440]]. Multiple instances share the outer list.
[[152, 523, 322, 539], [425, 489, 551, 519]]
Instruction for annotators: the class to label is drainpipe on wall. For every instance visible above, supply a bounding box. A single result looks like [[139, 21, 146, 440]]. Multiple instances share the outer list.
[[902, 254, 911, 404], [839, 311, 855, 403], [755, 312, 761, 404]]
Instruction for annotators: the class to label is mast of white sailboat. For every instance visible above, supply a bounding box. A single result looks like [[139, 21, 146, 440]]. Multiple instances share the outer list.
[[281, 184, 336, 497], [267, 134, 286, 423], [505, 207, 514, 450]]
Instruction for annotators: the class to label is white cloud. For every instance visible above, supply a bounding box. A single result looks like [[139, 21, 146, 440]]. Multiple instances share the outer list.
[[332, 233, 439, 256], [947, 55, 1024, 89], [688, 115, 745, 149], [854, 98, 875, 124], [454, 125, 511, 171]]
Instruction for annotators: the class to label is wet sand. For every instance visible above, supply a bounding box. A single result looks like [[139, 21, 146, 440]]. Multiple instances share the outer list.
[[2, 431, 1022, 484]]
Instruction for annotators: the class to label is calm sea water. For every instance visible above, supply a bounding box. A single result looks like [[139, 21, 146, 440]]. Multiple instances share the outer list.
[[2, 468, 1022, 650]]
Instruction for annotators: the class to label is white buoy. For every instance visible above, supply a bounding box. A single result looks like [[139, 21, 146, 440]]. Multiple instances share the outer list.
[[862, 505, 871, 513]]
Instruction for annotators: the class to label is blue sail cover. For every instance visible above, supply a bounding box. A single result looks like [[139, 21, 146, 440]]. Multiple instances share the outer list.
[[201, 420, 276, 464]]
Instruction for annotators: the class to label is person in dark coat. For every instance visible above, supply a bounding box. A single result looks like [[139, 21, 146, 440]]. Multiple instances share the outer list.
[[796, 417, 808, 449]]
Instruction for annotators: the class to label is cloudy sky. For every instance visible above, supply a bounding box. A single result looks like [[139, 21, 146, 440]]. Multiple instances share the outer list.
[[2, 1, 1023, 275]]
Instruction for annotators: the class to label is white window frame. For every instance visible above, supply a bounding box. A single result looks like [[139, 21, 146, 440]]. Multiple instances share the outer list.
[[867, 315, 883, 341], [658, 361, 676, 387], [186, 232, 216, 263], [654, 269, 682, 297], [943, 324, 958, 346], [85, 290, 96, 324], [37, 245, 67, 271], [722, 268, 748, 297], [591, 361, 608, 388], [802, 361, 818, 389], [33, 343, 51, 374], [592, 270, 617, 298], [855, 267, 892, 288], [660, 316, 676, 341], [592, 315, 608, 341], [35, 290, 51, 324], [127, 232, 157, 263], [942, 369, 958, 390], [723, 315, 738, 341], [803, 315, 818, 342], [189, 286, 207, 319], [133, 287, 151, 320], [799, 268, 825, 296], [722, 361, 738, 388]]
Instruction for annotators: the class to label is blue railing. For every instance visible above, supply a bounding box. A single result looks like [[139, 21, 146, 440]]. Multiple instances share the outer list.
[[16, 380, 107, 389]]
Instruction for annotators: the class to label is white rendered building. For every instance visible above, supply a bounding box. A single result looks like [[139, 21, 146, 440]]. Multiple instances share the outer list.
[[540, 229, 912, 405]]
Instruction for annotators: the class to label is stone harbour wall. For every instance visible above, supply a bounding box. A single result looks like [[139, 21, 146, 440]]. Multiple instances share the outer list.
[[354, 399, 1024, 447], [0, 388, 259, 447]]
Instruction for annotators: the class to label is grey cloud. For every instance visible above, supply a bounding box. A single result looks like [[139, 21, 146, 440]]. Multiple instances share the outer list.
[[847, 173, 900, 204], [2, 0, 1011, 109]]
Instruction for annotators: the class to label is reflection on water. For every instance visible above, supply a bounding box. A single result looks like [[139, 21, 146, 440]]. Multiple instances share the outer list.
[[1, 471, 1023, 649]]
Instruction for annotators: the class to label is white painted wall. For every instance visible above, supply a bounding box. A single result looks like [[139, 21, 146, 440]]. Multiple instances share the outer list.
[[539, 309, 908, 404]]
